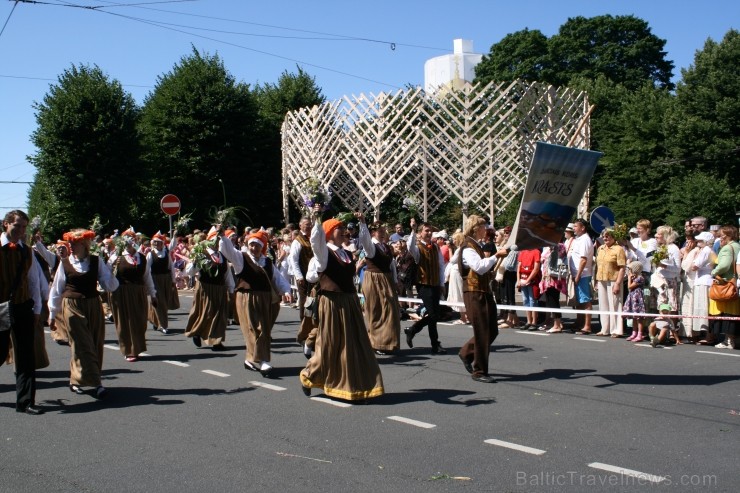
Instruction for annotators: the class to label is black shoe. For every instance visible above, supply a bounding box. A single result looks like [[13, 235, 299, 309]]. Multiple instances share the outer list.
[[404, 326, 415, 348], [211, 343, 226, 351], [160, 327, 169, 335], [472, 374, 496, 383], [55, 339, 70, 346], [526, 324, 538, 331], [301, 385, 311, 397], [459, 354, 473, 374], [375, 350, 389, 356], [431, 344, 447, 355], [17, 405, 44, 415], [192, 335, 202, 348], [70, 384, 85, 395], [244, 361, 258, 371], [94, 386, 108, 400]]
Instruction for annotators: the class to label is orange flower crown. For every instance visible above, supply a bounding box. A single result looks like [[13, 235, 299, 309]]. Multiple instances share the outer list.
[[62, 230, 96, 242]]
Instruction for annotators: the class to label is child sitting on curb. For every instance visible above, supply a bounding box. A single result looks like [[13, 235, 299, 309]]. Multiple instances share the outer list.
[[649, 303, 682, 347]]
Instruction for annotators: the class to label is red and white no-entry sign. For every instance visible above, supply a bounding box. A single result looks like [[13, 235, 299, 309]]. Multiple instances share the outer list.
[[160, 194, 181, 216]]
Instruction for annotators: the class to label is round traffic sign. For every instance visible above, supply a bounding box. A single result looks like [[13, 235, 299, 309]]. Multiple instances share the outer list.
[[590, 205, 615, 234], [160, 194, 181, 216]]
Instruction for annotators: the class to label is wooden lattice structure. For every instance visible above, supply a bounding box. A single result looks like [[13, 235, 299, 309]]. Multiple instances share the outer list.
[[282, 79, 591, 223]]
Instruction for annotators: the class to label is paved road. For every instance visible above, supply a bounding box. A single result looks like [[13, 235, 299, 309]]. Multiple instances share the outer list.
[[1, 292, 738, 492]]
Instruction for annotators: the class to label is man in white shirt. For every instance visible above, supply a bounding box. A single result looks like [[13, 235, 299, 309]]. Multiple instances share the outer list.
[[568, 218, 594, 334]]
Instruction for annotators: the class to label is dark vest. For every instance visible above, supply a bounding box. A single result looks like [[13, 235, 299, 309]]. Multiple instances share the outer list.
[[296, 234, 313, 277], [365, 242, 392, 273], [199, 258, 227, 285], [0, 243, 33, 304], [319, 248, 356, 294], [458, 237, 492, 293], [150, 248, 171, 275], [62, 255, 100, 299], [417, 241, 440, 286], [235, 253, 273, 292], [116, 253, 147, 285]]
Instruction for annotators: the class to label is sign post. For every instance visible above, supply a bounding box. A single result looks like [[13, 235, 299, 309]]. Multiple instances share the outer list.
[[160, 194, 181, 237]]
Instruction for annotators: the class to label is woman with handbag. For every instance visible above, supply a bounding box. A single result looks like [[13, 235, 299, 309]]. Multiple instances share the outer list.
[[707, 225, 740, 349]]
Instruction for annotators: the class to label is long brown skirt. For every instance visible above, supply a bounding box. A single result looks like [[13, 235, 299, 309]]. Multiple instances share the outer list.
[[111, 284, 148, 357], [148, 273, 173, 329], [300, 292, 384, 401], [33, 302, 50, 369], [63, 297, 105, 386], [184, 281, 227, 346], [362, 271, 401, 352], [236, 291, 278, 363], [50, 307, 70, 343]]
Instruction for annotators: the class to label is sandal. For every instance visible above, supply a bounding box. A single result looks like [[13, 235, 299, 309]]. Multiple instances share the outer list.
[[546, 327, 563, 334], [70, 384, 84, 395]]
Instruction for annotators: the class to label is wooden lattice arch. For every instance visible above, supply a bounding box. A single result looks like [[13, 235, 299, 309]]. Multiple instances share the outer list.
[[282, 79, 591, 222]]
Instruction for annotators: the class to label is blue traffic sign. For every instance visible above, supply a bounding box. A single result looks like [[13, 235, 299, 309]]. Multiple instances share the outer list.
[[590, 205, 615, 234]]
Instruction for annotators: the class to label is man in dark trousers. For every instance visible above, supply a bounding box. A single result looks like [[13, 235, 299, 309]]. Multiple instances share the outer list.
[[0, 210, 44, 415], [405, 218, 446, 354]]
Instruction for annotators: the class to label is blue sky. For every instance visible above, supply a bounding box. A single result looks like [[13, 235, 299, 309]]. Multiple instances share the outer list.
[[1, 0, 737, 221]]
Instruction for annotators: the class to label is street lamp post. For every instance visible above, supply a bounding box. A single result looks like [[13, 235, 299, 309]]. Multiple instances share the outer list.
[[218, 178, 227, 208]]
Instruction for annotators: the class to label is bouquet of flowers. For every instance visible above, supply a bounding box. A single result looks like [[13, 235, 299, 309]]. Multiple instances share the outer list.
[[651, 244, 668, 267], [189, 239, 220, 277], [612, 223, 629, 242], [208, 206, 251, 228], [174, 212, 193, 234], [89, 214, 106, 236], [300, 176, 332, 212], [334, 212, 355, 224], [29, 215, 43, 234], [401, 195, 420, 218]]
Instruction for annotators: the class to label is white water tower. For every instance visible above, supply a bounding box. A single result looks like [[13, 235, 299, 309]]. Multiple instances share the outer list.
[[424, 39, 483, 94]]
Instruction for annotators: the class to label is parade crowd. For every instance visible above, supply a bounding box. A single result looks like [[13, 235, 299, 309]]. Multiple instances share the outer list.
[[1, 208, 738, 414]]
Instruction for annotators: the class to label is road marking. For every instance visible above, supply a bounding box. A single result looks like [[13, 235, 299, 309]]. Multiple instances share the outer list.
[[516, 330, 549, 336], [202, 369, 230, 378], [572, 337, 605, 343], [249, 381, 286, 391], [387, 415, 436, 429], [104, 344, 119, 350], [484, 438, 546, 455], [140, 352, 151, 356], [44, 329, 51, 334], [634, 344, 673, 350], [163, 360, 190, 367], [696, 350, 740, 358], [310, 396, 352, 408], [588, 462, 666, 483]]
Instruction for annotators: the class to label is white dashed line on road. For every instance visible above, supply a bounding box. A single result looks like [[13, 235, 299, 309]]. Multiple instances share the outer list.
[[572, 337, 605, 343], [249, 381, 286, 391], [387, 416, 436, 429], [516, 330, 549, 336], [695, 350, 740, 358], [163, 360, 190, 367], [484, 438, 546, 455], [104, 344, 119, 351], [310, 396, 352, 408], [202, 369, 230, 378], [634, 344, 673, 350], [588, 462, 666, 483]]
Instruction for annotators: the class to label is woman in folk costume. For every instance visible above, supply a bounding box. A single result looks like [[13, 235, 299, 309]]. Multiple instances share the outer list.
[[300, 208, 384, 401], [48, 229, 119, 398], [219, 229, 291, 377], [108, 228, 157, 362], [183, 227, 234, 350], [356, 214, 401, 355], [147, 231, 176, 334]]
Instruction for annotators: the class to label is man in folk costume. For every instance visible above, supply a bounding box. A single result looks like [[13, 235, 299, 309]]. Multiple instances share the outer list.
[[108, 228, 157, 362], [184, 227, 234, 350], [288, 217, 317, 357], [458, 215, 509, 383], [48, 229, 119, 398], [0, 210, 45, 415], [356, 213, 401, 355], [219, 229, 291, 377], [299, 211, 384, 401], [147, 231, 176, 334], [405, 218, 447, 354]]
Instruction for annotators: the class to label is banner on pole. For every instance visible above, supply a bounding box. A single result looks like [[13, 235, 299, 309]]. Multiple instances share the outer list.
[[509, 142, 602, 250]]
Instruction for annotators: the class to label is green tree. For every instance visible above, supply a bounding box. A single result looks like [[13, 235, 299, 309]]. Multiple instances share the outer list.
[[138, 47, 259, 230], [254, 67, 326, 224], [28, 64, 140, 240], [475, 29, 551, 84], [664, 170, 739, 228], [548, 15, 674, 90], [665, 29, 740, 184]]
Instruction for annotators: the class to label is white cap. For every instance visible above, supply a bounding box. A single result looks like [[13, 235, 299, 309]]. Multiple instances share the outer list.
[[696, 232, 714, 243]]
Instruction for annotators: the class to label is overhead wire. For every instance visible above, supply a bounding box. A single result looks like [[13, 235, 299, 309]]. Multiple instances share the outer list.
[[0, 0, 20, 40]]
